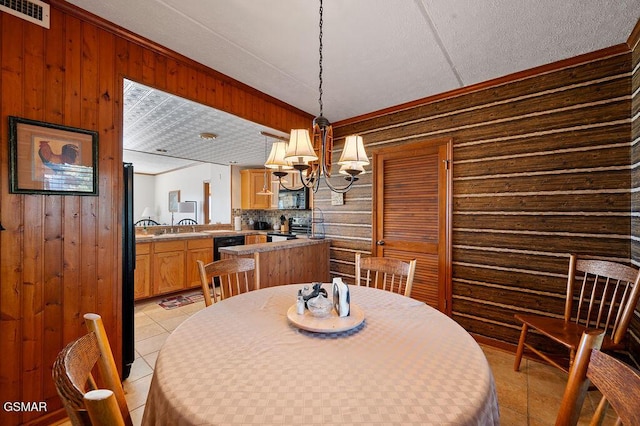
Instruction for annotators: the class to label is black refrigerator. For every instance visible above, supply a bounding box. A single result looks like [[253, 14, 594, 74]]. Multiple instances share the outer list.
[[122, 162, 135, 379]]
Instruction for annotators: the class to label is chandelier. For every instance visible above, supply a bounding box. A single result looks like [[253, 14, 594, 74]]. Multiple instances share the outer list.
[[265, 0, 369, 194]]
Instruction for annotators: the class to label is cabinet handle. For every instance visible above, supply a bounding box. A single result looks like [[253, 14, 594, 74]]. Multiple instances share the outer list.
[[376, 240, 385, 246]]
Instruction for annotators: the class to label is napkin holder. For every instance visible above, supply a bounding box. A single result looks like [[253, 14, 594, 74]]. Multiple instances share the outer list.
[[332, 277, 350, 317]]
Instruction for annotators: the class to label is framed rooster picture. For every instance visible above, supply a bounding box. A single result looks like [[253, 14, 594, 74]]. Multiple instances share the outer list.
[[9, 116, 98, 195]]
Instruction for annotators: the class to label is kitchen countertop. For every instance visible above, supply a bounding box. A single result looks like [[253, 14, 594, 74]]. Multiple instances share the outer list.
[[218, 237, 327, 255], [135, 229, 266, 242]]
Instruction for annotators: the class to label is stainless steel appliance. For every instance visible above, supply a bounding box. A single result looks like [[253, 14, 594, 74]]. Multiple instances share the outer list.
[[266, 217, 311, 241], [266, 233, 296, 242], [290, 217, 311, 236], [277, 188, 309, 210]]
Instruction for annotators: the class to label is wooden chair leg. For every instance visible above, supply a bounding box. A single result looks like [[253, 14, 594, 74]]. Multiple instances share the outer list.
[[514, 323, 529, 371]]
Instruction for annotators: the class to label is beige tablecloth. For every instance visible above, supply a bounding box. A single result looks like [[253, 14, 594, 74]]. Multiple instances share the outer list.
[[142, 285, 499, 425]]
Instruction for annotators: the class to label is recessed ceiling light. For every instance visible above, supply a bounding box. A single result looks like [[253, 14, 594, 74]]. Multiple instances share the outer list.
[[199, 132, 217, 140]]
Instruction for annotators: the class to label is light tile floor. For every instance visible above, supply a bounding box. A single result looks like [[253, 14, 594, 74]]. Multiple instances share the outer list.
[[122, 292, 616, 426]]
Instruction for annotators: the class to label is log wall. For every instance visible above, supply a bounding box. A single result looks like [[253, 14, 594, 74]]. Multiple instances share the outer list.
[[0, 2, 311, 425], [629, 20, 640, 362], [331, 28, 640, 365]]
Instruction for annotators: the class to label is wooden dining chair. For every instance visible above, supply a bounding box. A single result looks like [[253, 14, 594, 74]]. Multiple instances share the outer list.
[[514, 254, 640, 374], [355, 252, 417, 297], [52, 313, 132, 426], [555, 329, 640, 426], [134, 218, 159, 227], [197, 253, 260, 307]]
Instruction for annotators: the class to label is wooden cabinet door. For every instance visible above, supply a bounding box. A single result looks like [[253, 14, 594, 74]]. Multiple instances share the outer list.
[[241, 169, 272, 209], [134, 243, 152, 300], [186, 239, 213, 288], [288, 171, 304, 189], [153, 240, 187, 295], [271, 180, 279, 208], [245, 234, 266, 244]]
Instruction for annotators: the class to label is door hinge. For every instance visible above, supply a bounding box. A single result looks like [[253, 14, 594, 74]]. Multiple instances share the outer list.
[[442, 159, 450, 170]]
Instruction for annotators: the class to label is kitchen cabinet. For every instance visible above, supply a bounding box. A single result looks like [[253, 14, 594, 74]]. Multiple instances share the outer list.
[[241, 169, 273, 209], [134, 242, 152, 300], [135, 235, 215, 300], [153, 240, 187, 295], [270, 180, 279, 209], [186, 238, 214, 287], [245, 234, 267, 244], [287, 171, 305, 190]]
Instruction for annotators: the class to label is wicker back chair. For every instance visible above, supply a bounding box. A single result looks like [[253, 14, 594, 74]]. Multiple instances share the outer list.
[[52, 313, 132, 426]]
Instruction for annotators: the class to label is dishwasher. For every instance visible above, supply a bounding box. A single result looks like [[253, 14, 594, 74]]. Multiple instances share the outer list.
[[212, 235, 246, 287], [213, 235, 246, 261]]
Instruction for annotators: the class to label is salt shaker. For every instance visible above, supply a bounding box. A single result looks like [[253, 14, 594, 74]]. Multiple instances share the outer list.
[[296, 290, 305, 315]]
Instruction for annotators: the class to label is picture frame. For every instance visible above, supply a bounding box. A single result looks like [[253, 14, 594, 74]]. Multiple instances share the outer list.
[[168, 190, 180, 212], [9, 116, 98, 196]]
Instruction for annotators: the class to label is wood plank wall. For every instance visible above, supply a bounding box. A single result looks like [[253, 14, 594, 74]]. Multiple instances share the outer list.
[[330, 39, 640, 365], [629, 21, 640, 364], [0, 3, 312, 425]]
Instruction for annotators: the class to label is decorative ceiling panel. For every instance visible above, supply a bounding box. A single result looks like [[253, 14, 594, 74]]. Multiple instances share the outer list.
[[123, 79, 288, 174]]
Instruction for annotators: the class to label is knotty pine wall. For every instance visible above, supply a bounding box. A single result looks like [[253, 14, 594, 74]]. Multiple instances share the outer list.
[[0, 2, 312, 425], [330, 25, 640, 366]]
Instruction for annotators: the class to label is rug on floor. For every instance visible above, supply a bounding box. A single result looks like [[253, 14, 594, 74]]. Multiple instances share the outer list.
[[158, 292, 204, 310]]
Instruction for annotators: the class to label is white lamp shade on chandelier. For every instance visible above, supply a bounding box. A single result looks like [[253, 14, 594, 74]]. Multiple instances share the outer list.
[[338, 135, 369, 166], [285, 129, 318, 165], [265, 141, 293, 169]]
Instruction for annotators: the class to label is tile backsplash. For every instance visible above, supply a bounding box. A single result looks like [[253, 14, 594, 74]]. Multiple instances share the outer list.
[[233, 209, 311, 230]]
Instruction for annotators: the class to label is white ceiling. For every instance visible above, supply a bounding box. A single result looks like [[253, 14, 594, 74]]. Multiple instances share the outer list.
[[122, 79, 288, 174], [68, 0, 639, 174]]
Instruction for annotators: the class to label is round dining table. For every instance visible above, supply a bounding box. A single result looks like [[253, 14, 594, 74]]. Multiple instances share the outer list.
[[142, 284, 500, 425]]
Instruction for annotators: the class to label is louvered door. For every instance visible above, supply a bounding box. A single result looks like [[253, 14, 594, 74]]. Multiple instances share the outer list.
[[373, 138, 452, 313]]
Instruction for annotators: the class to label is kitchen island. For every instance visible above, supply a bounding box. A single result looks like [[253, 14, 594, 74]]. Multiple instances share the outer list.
[[219, 238, 330, 288]]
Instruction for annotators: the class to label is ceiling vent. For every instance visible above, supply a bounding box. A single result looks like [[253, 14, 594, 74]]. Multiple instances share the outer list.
[[0, 0, 50, 29]]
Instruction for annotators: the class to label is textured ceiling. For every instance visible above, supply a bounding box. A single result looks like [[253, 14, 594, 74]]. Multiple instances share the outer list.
[[69, 0, 638, 174], [123, 79, 287, 174]]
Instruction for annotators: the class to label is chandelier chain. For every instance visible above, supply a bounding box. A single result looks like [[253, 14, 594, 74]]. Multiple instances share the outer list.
[[318, 0, 324, 117], [272, 0, 362, 195]]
